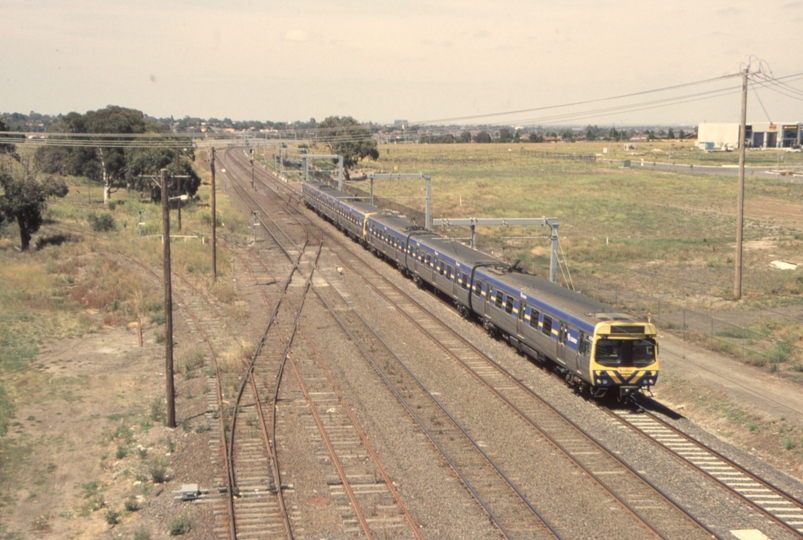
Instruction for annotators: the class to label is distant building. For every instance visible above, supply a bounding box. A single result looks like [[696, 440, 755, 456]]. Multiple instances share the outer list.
[[394, 119, 409, 130], [698, 122, 802, 150]]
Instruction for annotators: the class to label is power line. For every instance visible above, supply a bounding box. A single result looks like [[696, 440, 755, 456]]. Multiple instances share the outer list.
[[411, 73, 743, 125]]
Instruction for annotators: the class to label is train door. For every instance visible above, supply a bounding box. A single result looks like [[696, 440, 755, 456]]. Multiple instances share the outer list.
[[517, 301, 527, 336], [557, 322, 576, 372]]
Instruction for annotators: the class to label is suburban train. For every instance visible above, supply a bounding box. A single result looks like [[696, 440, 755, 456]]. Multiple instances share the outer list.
[[302, 181, 659, 399]]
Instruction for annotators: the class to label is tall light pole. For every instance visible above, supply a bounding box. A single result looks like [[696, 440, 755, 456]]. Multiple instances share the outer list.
[[734, 68, 748, 301], [161, 168, 176, 428]]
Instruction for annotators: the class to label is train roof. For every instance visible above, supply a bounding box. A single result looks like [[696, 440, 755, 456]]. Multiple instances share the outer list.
[[419, 235, 505, 267], [500, 271, 633, 324]]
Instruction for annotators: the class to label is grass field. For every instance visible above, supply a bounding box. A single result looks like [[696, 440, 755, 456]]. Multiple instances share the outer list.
[[304, 140, 803, 368]]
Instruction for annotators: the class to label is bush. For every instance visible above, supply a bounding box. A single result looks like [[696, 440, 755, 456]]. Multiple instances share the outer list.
[[104, 509, 120, 525], [116, 445, 128, 459], [125, 498, 139, 512], [88, 213, 116, 232], [168, 515, 191, 536], [149, 460, 168, 483], [134, 530, 151, 540]]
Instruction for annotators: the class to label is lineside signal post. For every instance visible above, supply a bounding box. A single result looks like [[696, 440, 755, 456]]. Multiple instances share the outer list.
[[433, 217, 560, 283]]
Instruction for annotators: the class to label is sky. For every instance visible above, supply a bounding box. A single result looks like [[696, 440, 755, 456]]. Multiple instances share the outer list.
[[3, 0, 803, 126]]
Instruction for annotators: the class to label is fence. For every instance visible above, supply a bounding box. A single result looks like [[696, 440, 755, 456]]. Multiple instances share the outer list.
[[524, 150, 597, 161], [575, 274, 803, 372]]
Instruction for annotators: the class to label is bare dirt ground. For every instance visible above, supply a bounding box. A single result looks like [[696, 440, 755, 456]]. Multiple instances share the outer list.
[[1, 318, 217, 539]]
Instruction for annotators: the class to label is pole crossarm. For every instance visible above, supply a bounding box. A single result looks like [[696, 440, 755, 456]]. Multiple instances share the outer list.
[[434, 217, 560, 283], [369, 173, 429, 180], [433, 217, 558, 228]]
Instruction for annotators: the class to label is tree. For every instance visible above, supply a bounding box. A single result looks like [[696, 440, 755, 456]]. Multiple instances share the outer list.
[[36, 106, 149, 205], [498, 128, 513, 143], [667, 128, 675, 139], [513, 130, 521, 143], [474, 131, 492, 143], [458, 131, 472, 143], [528, 132, 544, 143], [318, 116, 379, 180], [125, 143, 200, 202], [0, 157, 68, 251]]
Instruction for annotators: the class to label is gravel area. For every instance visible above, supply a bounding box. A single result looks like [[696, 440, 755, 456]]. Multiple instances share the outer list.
[[212, 157, 803, 539]]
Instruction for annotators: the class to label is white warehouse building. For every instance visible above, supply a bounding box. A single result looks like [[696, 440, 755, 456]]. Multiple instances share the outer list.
[[698, 122, 802, 150]]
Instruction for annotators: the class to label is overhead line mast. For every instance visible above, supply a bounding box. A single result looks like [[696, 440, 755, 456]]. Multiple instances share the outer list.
[[734, 67, 749, 301]]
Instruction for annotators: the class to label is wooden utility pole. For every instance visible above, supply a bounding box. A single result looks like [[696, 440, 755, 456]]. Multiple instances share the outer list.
[[211, 148, 217, 281], [161, 168, 176, 428], [175, 146, 182, 230], [734, 68, 748, 300]]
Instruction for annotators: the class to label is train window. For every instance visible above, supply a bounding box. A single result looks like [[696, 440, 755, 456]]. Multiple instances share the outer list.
[[446, 265, 453, 280], [579, 333, 591, 357], [530, 310, 540, 329], [504, 296, 514, 314], [519, 302, 526, 320], [473, 280, 482, 297], [559, 323, 567, 344], [542, 316, 553, 336], [494, 290, 504, 308], [462, 274, 470, 290]]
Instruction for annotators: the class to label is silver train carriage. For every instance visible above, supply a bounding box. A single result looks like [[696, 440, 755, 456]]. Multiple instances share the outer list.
[[302, 181, 659, 399]]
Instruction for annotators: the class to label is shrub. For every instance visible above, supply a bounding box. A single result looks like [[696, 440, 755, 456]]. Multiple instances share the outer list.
[[125, 498, 139, 512], [104, 509, 120, 525], [149, 460, 168, 483], [133, 529, 151, 540], [88, 213, 116, 232], [168, 515, 191, 536], [116, 445, 128, 459]]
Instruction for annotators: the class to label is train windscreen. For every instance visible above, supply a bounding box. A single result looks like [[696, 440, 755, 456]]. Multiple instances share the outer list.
[[594, 338, 656, 368]]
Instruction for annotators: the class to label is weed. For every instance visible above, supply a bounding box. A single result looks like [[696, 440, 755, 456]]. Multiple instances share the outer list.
[[150, 398, 164, 424], [31, 514, 51, 532], [104, 509, 120, 525], [88, 213, 116, 232], [116, 445, 128, 460], [166, 438, 175, 453], [148, 459, 168, 483], [168, 515, 192, 536], [195, 424, 210, 433], [136, 446, 148, 459], [748, 423, 760, 433], [80, 480, 100, 499], [785, 438, 796, 451], [181, 418, 191, 433], [108, 424, 134, 444], [150, 312, 166, 325], [125, 498, 139, 512], [134, 530, 151, 540]]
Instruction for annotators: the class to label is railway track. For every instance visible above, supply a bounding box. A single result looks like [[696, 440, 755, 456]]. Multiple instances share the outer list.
[[223, 148, 713, 538], [221, 153, 427, 538], [615, 399, 803, 538]]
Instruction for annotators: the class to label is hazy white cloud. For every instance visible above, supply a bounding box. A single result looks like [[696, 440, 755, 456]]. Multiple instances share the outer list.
[[1, 0, 801, 124], [285, 29, 309, 42]]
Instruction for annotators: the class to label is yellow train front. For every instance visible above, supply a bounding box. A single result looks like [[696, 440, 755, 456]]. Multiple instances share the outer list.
[[584, 319, 659, 399]]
